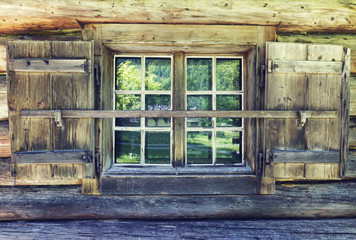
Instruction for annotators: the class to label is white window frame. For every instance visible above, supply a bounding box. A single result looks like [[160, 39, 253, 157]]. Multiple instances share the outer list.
[[112, 54, 173, 166], [185, 56, 244, 166]]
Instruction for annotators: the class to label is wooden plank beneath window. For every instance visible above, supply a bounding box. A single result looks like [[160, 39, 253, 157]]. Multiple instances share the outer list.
[[270, 149, 340, 164], [270, 60, 342, 74], [21, 110, 338, 119], [12, 150, 89, 164], [7, 59, 90, 73], [101, 175, 256, 195]]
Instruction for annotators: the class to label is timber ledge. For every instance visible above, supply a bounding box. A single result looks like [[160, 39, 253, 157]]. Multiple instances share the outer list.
[[0, 180, 355, 221]]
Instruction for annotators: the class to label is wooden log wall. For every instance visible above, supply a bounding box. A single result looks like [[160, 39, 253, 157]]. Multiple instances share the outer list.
[[0, 181, 355, 220], [0, 0, 355, 34]]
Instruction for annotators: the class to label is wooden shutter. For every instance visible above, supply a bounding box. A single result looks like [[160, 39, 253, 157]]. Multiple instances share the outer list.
[[265, 42, 350, 180], [7, 41, 95, 186]]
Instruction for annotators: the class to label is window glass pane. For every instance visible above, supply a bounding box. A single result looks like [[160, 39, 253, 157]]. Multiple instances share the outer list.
[[216, 95, 242, 127], [187, 95, 212, 128], [145, 132, 170, 164], [216, 58, 241, 91], [216, 131, 242, 164], [115, 57, 141, 90], [115, 131, 141, 164], [187, 131, 212, 164], [115, 94, 141, 127], [187, 58, 212, 91], [145, 58, 171, 90], [145, 95, 171, 127]]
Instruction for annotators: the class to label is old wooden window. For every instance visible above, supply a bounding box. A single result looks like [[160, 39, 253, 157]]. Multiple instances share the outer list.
[[6, 25, 352, 196], [112, 55, 244, 167], [113, 55, 173, 165]]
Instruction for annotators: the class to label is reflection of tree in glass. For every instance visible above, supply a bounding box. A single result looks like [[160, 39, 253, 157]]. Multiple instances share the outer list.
[[116, 58, 141, 90], [217, 59, 241, 91], [145, 95, 171, 127], [187, 95, 212, 127], [187, 58, 212, 91], [145, 58, 171, 90]]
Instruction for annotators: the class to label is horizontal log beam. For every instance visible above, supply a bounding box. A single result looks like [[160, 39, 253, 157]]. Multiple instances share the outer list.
[[0, 181, 355, 220], [21, 110, 338, 119], [0, 1, 355, 34]]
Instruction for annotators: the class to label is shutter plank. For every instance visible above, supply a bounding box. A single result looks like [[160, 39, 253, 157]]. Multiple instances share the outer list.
[[271, 149, 339, 163], [13, 150, 89, 164], [7, 40, 95, 186], [8, 59, 88, 73], [266, 42, 346, 181], [271, 60, 342, 73]]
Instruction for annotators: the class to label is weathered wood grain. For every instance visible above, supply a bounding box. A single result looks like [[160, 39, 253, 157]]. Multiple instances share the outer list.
[[7, 40, 95, 186], [270, 59, 342, 74], [0, 75, 7, 120], [101, 175, 256, 195], [277, 33, 356, 74], [7, 59, 89, 73], [346, 150, 356, 178], [172, 52, 185, 167], [270, 149, 339, 163], [0, 122, 10, 158], [0, 0, 355, 34], [12, 150, 90, 164], [265, 42, 346, 180], [21, 110, 338, 119], [0, 219, 355, 239], [0, 180, 355, 220]]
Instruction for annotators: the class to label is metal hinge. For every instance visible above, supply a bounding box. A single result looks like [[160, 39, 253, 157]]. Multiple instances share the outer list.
[[267, 150, 276, 165], [94, 64, 101, 87], [258, 152, 263, 174], [259, 64, 266, 88], [95, 152, 101, 175], [82, 151, 93, 163]]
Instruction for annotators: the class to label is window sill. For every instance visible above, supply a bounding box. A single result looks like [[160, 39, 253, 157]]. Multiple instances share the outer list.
[[101, 166, 256, 195]]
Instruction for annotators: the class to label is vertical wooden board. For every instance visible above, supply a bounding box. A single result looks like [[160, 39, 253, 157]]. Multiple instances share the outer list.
[[267, 42, 307, 60], [272, 163, 286, 178], [101, 48, 113, 172], [8, 72, 29, 152], [350, 76, 356, 116], [305, 163, 325, 179], [307, 45, 344, 62], [266, 119, 285, 150], [50, 41, 92, 59], [51, 73, 74, 150], [306, 74, 341, 151], [27, 73, 51, 151], [173, 52, 185, 167], [72, 73, 94, 150], [53, 164, 84, 179], [284, 163, 305, 179], [274, 163, 305, 179]]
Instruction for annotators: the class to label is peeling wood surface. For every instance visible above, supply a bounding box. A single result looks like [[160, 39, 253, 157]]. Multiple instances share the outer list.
[[0, 219, 355, 240], [0, 0, 355, 34], [0, 181, 355, 220]]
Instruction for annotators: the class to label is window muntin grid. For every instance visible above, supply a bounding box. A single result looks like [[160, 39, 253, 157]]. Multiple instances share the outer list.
[[185, 56, 244, 166], [113, 55, 173, 166]]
